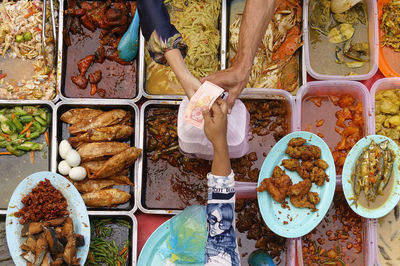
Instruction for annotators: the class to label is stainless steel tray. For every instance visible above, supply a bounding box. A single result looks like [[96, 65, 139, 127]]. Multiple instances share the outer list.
[[0, 212, 138, 265], [140, 0, 227, 100], [53, 99, 140, 213], [0, 100, 55, 212], [58, 0, 141, 102]]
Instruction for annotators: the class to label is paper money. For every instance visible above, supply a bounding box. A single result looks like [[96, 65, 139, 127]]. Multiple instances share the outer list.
[[183, 81, 224, 128]]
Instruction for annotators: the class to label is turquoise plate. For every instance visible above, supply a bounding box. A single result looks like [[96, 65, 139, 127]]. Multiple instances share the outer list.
[[342, 135, 400, 218], [257, 131, 336, 238], [138, 219, 203, 266], [6, 171, 90, 265]]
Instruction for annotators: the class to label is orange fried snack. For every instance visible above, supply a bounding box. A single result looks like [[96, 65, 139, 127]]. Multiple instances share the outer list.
[[257, 167, 293, 203]]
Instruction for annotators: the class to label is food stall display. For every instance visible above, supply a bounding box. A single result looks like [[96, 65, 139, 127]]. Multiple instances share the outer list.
[[0, 0, 399, 265]]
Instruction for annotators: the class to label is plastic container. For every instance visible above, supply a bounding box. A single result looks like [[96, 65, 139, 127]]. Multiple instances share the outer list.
[[177, 98, 250, 160], [296, 81, 373, 186], [296, 211, 377, 266], [303, 0, 379, 80], [377, 0, 400, 78]]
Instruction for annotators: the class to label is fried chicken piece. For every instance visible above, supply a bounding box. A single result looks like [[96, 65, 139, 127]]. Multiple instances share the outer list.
[[314, 159, 329, 170], [77, 142, 130, 162], [68, 109, 128, 134], [88, 70, 102, 84], [282, 158, 300, 171], [256, 174, 292, 203], [296, 166, 310, 179], [288, 179, 312, 196], [94, 45, 105, 63], [71, 74, 88, 90], [82, 188, 131, 207], [288, 137, 307, 147], [310, 167, 327, 186], [60, 108, 104, 124], [92, 147, 142, 178], [301, 160, 314, 171], [77, 55, 95, 75], [68, 124, 134, 145]]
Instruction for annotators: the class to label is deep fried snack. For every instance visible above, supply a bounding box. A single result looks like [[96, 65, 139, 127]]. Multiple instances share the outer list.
[[288, 137, 307, 147], [77, 142, 130, 162], [272, 166, 285, 178], [301, 160, 314, 171], [314, 159, 329, 170], [307, 192, 320, 205], [69, 124, 134, 145], [69, 109, 128, 134], [290, 194, 315, 209], [308, 145, 321, 159], [296, 165, 310, 179], [72, 176, 133, 193], [257, 172, 293, 203], [286, 145, 303, 159], [60, 108, 104, 125], [288, 179, 312, 196], [82, 188, 131, 207], [310, 167, 327, 186], [92, 147, 142, 178], [282, 158, 300, 171]]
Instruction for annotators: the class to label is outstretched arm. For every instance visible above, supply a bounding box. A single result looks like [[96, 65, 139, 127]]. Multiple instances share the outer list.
[[203, 99, 239, 265], [137, 0, 200, 98], [201, 0, 276, 112]]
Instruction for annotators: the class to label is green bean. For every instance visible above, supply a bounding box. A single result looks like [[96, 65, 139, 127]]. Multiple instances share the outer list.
[[32, 121, 42, 132], [116, 219, 131, 228], [27, 131, 40, 140], [6, 144, 25, 156], [17, 142, 43, 151]]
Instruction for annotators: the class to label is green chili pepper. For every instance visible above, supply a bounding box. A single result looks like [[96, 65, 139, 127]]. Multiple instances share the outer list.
[[19, 115, 33, 123], [27, 131, 40, 140], [12, 117, 23, 132], [14, 106, 27, 116], [34, 115, 47, 126]]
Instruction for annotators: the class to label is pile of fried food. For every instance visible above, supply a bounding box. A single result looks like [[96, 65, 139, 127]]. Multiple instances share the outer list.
[[257, 137, 330, 212], [381, 0, 400, 52], [15, 179, 84, 265], [60, 108, 141, 207], [309, 0, 369, 69], [229, 0, 302, 92], [64, 0, 136, 95], [352, 140, 394, 205]]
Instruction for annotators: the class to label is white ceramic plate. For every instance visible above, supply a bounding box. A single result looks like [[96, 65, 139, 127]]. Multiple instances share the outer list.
[[6, 171, 90, 265]]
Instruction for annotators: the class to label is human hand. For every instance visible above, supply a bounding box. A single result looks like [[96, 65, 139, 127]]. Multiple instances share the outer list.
[[200, 65, 250, 113], [203, 98, 228, 149], [180, 74, 201, 99]]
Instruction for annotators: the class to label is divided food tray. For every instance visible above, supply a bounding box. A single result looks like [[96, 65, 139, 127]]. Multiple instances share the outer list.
[[0, 213, 138, 266], [139, 0, 307, 100], [53, 100, 140, 213], [0, 100, 55, 210], [303, 0, 379, 80], [58, 0, 141, 102]]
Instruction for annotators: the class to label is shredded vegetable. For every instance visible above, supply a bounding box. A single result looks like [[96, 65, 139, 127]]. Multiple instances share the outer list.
[[145, 0, 221, 94], [0, 0, 57, 100]]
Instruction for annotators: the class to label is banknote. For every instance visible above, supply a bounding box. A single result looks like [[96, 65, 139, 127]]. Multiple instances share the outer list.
[[183, 81, 224, 128]]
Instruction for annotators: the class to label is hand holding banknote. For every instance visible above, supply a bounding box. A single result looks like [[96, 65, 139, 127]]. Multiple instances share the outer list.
[[202, 98, 228, 147], [183, 81, 224, 128]]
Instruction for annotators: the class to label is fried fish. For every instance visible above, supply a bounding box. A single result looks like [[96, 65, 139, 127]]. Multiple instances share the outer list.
[[60, 108, 104, 124], [82, 188, 131, 207], [69, 124, 134, 145], [81, 160, 129, 178], [68, 109, 129, 134], [72, 176, 133, 193], [77, 142, 130, 162], [92, 147, 142, 178]]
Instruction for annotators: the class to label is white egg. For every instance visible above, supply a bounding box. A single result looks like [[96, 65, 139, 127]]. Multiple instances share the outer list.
[[69, 166, 87, 181], [59, 140, 72, 159], [58, 160, 71, 176], [66, 149, 81, 167]]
